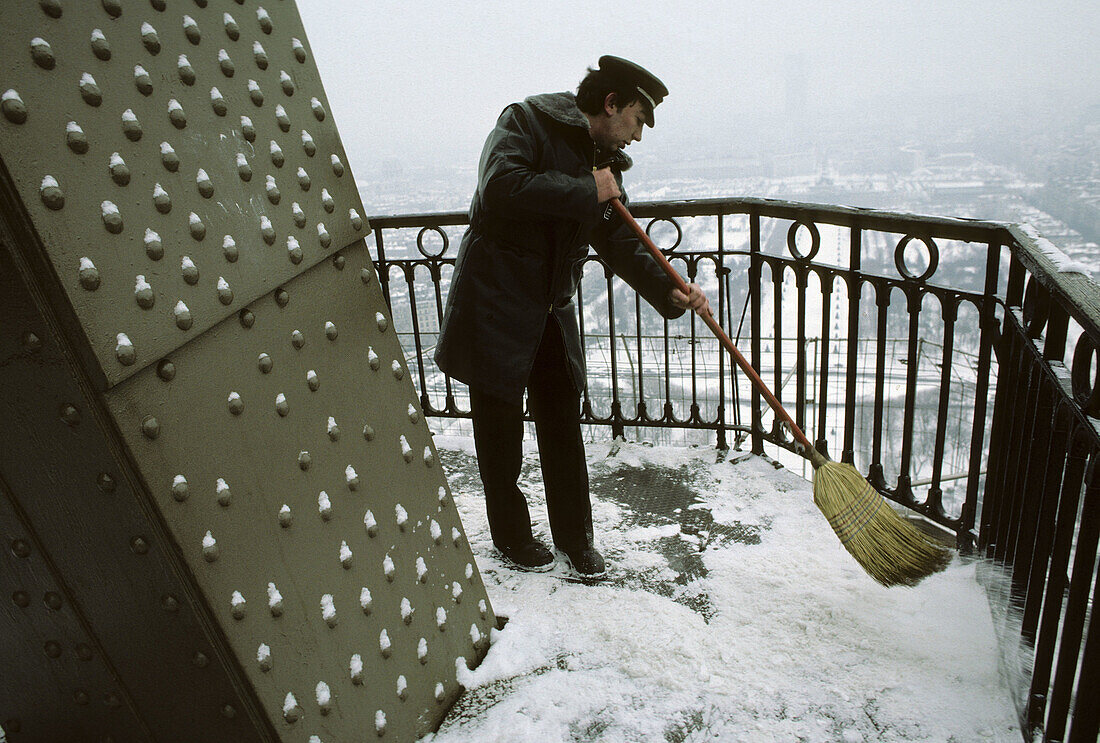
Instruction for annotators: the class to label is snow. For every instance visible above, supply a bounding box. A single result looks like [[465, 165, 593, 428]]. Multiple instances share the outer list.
[[340, 540, 353, 566], [100, 201, 119, 217], [1019, 223, 1096, 276], [218, 277, 230, 292], [421, 437, 1020, 743], [360, 587, 372, 612], [2, 90, 22, 104], [321, 593, 336, 622], [396, 504, 409, 528]]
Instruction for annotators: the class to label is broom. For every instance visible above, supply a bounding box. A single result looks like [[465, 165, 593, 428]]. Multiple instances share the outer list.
[[610, 197, 952, 587]]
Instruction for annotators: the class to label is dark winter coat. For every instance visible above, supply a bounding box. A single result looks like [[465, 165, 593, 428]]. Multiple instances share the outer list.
[[434, 92, 685, 401]]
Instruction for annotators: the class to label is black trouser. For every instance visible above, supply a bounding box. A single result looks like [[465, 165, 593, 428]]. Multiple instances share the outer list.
[[469, 318, 593, 554]]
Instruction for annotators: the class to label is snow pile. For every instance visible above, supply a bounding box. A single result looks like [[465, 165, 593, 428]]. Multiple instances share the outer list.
[[425, 437, 1018, 743]]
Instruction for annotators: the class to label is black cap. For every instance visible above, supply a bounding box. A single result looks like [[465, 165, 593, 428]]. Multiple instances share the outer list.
[[598, 55, 668, 127]]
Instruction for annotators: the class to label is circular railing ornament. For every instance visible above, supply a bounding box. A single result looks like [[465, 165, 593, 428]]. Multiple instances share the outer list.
[[416, 226, 449, 259], [786, 221, 820, 262], [1021, 276, 1051, 339], [1071, 333, 1100, 417], [893, 235, 939, 282], [644, 216, 683, 252]]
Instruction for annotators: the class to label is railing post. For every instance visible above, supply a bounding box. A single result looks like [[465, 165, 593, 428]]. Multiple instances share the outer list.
[[749, 211, 763, 455]]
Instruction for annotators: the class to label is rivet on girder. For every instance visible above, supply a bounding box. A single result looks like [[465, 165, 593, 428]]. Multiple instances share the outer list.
[[298, 166, 311, 191], [2, 90, 28, 124], [400, 598, 413, 625], [101, 201, 122, 233], [396, 675, 408, 702], [253, 41, 269, 70], [231, 591, 245, 618], [361, 267, 372, 284], [153, 183, 172, 213], [248, 79, 264, 106], [292, 202, 306, 227], [331, 154, 345, 177], [240, 309, 256, 328], [21, 331, 43, 352], [400, 436, 413, 463], [350, 208, 364, 231], [376, 711, 387, 736], [362, 423, 375, 441], [162, 594, 179, 612], [438, 486, 450, 506], [327, 416, 339, 440], [301, 130, 316, 156], [216, 478, 231, 506], [97, 472, 117, 493], [283, 693, 301, 723], [340, 541, 353, 569], [79, 73, 103, 107], [193, 651, 209, 668], [74, 690, 90, 706], [287, 235, 302, 264], [424, 448, 436, 467], [317, 682, 332, 715], [160, 143, 180, 172], [196, 170, 214, 198], [418, 638, 428, 664], [76, 644, 93, 661], [360, 587, 373, 614], [430, 520, 442, 545], [383, 555, 395, 583], [223, 235, 239, 262], [236, 153, 252, 182], [351, 654, 364, 685], [325, 321, 338, 340], [168, 98, 186, 128], [307, 369, 320, 391], [40, 0, 62, 19], [292, 38, 307, 63], [346, 465, 360, 490], [177, 54, 196, 85], [141, 415, 160, 439], [134, 275, 154, 309], [31, 38, 56, 69], [258, 643, 272, 671], [202, 532, 218, 561], [144, 228, 164, 260], [280, 71, 295, 96], [435, 606, 447, 631], [218, 277, 233, 305], [279, 505, 292, 528], [392, 360, 404, 381], [298, 450, 311, 470], [182, 255, 199, 284], [90, 28, 111, 60], [174, 301, 193, 330], [211, 88, 227, 116], [311, 97, 326, 121], [416, 557, 428, 583], [81, 257, 101, 290], [268, 583, 284, 617], [318, 491, 332, 521], [265, 174, 281, 204], [67, 122, 89, 153], [261, 215, 276, 244], [379, 629, 392, 658], [452, 582, 463, 603], [172, 474, 189, 502], [407, 404, 420, 424], [275, 104, 290, 132], [59, 403, 80, 426], [189, 212, 207, 240], [45, 592, 63, 610], [182, 15, 201, 45], [122, 109, 142, 140], [333, 254, 346, 270], [130, 536, 149, 555], [321, 188, 335, 213], [13, 592, 31, 608], [258, 352, 273, 373], [134, 65, 153, 96], [257, 7, 273, 33], [40, 175, 65, 210], [218, 49, 235, 77], [291, 330, 304, 348], [395, 504, 408, 531], [109, 153, 131, 186], [363, 510, 377, 538], [275, 392, 289, 416], [11, 540, 31, 558], [222, 704, 237, 720], [241, 115, 256, 142], [142, 22, 162, 54], [224, 13, 240, 41], [157, 359, 175, 381], [321, 593, 337, 628], [376, 312, 389, 332], [470, 624, 483, 649], [465, 563, 474, 580], [101, 0, 122, 19], [317, 223, 331, 248]]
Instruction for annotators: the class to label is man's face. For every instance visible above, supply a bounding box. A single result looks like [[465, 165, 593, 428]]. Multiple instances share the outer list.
[[596, 99, 648, 151]]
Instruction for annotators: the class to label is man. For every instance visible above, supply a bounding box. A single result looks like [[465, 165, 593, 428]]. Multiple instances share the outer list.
[[435, 56, 709, 578]]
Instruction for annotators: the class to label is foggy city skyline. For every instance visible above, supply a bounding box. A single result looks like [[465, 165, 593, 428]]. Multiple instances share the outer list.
[[297, 1, 1100, 173]]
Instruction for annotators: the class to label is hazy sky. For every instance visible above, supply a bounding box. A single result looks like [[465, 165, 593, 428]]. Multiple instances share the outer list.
[[296, 1, 1099, 169]]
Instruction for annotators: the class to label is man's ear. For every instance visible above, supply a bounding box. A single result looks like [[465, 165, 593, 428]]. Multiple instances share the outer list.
[[602, 92, 618, 116]]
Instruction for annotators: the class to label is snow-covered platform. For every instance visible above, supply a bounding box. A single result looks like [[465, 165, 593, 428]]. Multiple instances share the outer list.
[[423, 437, 1020, 743]]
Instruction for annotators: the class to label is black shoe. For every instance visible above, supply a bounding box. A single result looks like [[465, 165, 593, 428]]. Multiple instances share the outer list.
[[563, 547, 607, 580], [497, 540, 554, 572]]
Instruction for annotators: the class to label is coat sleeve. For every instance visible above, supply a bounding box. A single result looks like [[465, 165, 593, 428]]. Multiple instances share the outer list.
[[590, 191, 686, 321], [478, 104, 604, 222]]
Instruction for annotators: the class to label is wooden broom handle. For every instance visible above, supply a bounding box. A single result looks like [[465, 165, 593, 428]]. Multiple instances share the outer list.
[[610, 197, 817, 455]]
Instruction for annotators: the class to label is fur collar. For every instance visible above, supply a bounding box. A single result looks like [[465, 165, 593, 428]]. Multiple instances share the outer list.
[[524, 92, 633, 171]]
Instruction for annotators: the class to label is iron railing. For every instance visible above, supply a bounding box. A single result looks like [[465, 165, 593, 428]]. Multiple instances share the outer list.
[[368, 197, 1099, 742]]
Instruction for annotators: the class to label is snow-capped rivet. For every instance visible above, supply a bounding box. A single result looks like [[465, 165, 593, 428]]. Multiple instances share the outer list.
[[283, 693, 301, 723], [400, 435, 413, 463], [218, 49, 235, 77], [360, 587, 373, 615], [435, 683, 446, 703], [280, 70, 295, 96], [221, 704, 236, 720], [265, 175, 281, 204], [307, 369, 320, 391], [261, 215, 276, 245], [216, 478, 232, 506], [321, 594, 337, 628], [333, 254, 346, 270], [362, 424, 375, 442], [253, 40, 269, 69], [438, 486, 450, 506], [320, 188, 336, 214], [317, 491, 332, 520], [325, 321, 338, 341], [145, 229, 164, 260], [230, 590, 244, 618], [317, 223, 331, 248], [269, 140, 284, 168], [157, 359, 175, 382], [430, 520, 442, 545], [275, 393, 289, 417], [177, 54, 196, 85], [96, 471, 116, 493], [416, 557, 428, 583], [301, 129, 316, 156], [239, 309, 255, 329], [339, 541, 353, 569], [224, 13, 240, 41], [395, 504, 408, 532], [101, 200, 122, 233], [222, 235, 238, 263], [21, 332, 42, 353], [174, 301, 192, 331], [217, 277, 233, 305], [311, 97, 326, 121], [241, 115, 256, 142], [436, 606, 447, 631], [275, 104, 290, 132], [183, 15, 201, 45], [134, 65, 153, 96], [141, 22, 161, 55], [31, 38, 56, 69], [291, 330, 304, 349], [227, 392, 243, 416], [292, 37, 307, 63], [479, 599, 488, 619], [361, 267, 373, 284], [130, 536, 149, 555], [66, 122, 88, 153], [83, 258, 102, 290], [424, 448, 435, 468], [134, 275, 154, 309], [363, 510, 377, 538], [160, 143, 179, 172], [109, 153, 131, 186], [211, 88, 227, 116], [121, 110, 142, 141], [236, 153, 252, 182], [115, 333, 135, 365], [350, 209, 364, 231], [379, 628, 392, 656], [258, 353, 273, 373], [90, 28, 111, 60], [2, 90, 28, 125], [168, 98, 186, 129], [171, 475, 189, 502], [346, 465, 360, 491], [248, 79, 263, 107], [79, 73, 102, 107], [268, 583, 283, 617], [278, 505, 292, 528], [40, 176, 64, 210], [351, 654, 364, 685], [331, 154, 345, 177], [298, 167, 311, 191], [39, 0, 62, 18], [408, 405, 420, 424], [142, 416, 160, 439], [452, 528, 463, 548], [287, 235, 302, 264], [257, 7, 273, 34], [298, 451, 311, 470], [327, 416, 339, 440], [161, 594, 179, 612], [376, 312, 389, 332], [59, 403, 80, 426], [189, 212, 206, 241], [181, 256, 199, 285], [101, 0, 121, 18], [257, 643, 273, 671], [396, 676, 408, 701], [196, 170, 214, 198], [292, 202, 306, 227], [418, 638, 429, 664], [191, 651, 209, 669], [153, 183, 172, 213], [392, 360, 404, 381]]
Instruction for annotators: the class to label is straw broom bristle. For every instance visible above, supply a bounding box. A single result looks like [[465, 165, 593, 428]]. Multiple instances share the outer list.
[[812, 461, 953, 587]]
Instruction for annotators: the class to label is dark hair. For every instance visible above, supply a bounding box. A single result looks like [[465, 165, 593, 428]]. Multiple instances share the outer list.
[[575, 67, 642, 116]]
